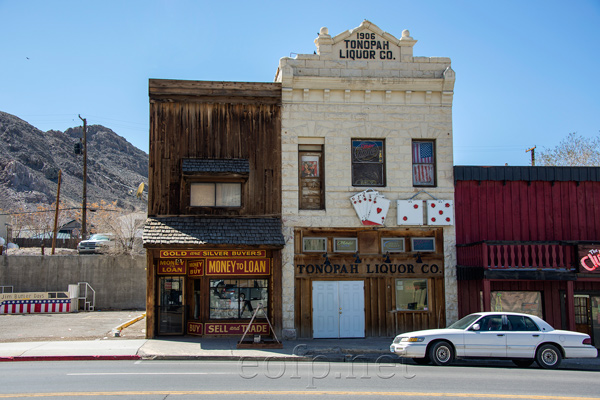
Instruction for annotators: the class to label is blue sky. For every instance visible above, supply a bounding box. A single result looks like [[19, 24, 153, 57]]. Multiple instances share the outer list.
[[1, 0, 598, 166]]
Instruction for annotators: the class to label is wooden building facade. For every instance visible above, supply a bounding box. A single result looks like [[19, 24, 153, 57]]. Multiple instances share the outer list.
[[143, 79, 284, 338], [455, 166, 600, 347]]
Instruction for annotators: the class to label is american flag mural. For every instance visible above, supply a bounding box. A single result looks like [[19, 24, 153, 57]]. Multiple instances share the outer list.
[[0, 299, 72, 314], [412, 142, 434, 185]]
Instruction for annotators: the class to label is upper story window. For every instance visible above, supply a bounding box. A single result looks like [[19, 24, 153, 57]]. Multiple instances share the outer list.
[[412, 140, 436, 187], [190, 183, 241, 207], [299, 144, 324, 210], [352, 139, 385, 187], [182, 158, 248, 210]]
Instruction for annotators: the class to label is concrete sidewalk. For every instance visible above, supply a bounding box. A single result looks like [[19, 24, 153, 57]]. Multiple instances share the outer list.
[[0, 311, 598, 370], [0, 337, 395, 362]]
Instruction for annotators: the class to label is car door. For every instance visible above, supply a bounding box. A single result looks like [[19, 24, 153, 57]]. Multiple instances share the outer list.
[[506, 314, 544, 358], [463, 315, 507, 357]]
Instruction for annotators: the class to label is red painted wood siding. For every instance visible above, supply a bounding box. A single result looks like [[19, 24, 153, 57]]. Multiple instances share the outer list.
[[455, 180, 600, 243]]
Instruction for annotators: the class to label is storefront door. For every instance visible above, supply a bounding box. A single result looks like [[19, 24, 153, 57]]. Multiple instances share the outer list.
[[574, 295, 592, 336], [312, 281, 364, 338], [159, 276, 185, 335]]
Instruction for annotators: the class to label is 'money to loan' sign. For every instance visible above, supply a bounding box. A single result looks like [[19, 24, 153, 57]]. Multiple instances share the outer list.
[[206, 258, 270, 276]]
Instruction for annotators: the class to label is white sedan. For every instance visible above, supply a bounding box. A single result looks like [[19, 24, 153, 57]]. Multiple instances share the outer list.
[[390, 312, 597, 369]]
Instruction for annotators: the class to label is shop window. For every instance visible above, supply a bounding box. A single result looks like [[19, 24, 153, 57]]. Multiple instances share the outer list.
[[411, 237, 435, 252], [209, 279, 268, 319], [351, 139, 385, 187], [491, 291, 543, 319], [303, 237, 327, 252], [382, 238, 405, 253], [412, 140, 436, 187], [190, 183, 241, 207], [395, 279, 428, 311], [299, 144, 325, 210], [333, 238, 357, 253]]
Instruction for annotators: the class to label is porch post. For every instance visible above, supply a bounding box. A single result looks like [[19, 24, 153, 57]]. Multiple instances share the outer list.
[[566, 280, 575, 331], [482, 279, 491, 312]]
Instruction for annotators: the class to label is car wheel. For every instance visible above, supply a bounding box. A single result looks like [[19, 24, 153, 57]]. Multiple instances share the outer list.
[[412, 357, 430, 365], [536, 344, 562, 369], [512, 359, 534, 368], [429, 341, 453, 366]]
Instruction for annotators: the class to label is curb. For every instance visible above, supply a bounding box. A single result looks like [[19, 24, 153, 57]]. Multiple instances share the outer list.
[[0, 355, 141, 362], [112, 313, 146, 337]]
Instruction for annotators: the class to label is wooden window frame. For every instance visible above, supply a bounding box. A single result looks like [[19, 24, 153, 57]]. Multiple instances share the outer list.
[[333, 237, 358, 253], [395, 278, 429, 312], [412, 140, 436, 187], [351, 139, 386, 187], [303, 237, 327, 253], [381, 237, 405, 253], [410, 237, 436, 252], [299, 145, 325, 210]]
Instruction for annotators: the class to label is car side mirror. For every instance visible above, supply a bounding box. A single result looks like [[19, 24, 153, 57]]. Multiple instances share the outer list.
[[471, 323, 481, 331]]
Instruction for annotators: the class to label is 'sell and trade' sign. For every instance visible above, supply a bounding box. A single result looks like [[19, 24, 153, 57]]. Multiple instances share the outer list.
[[204, 322, 270, 335]]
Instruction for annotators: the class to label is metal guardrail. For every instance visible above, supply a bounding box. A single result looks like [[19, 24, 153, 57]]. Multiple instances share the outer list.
[[77, 282, 96, 311]]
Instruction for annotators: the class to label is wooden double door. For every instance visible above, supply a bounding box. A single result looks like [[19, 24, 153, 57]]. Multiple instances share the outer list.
[[312, 281, 365, 338]]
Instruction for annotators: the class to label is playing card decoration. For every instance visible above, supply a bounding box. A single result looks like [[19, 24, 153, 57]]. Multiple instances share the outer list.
[[397, 200, 424, 225], [426, 200, 454, 226], [350, 189, 391, 226]]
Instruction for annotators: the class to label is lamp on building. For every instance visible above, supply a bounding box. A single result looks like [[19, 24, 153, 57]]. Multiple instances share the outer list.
[[415, 252, 423, 263], [383, 252, 391, 264], [354, 252, 361, 264], [323, 253, 331, 266]]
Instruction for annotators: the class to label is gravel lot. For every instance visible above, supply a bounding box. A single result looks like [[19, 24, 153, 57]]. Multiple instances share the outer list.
[[0, 311, 146, 342]]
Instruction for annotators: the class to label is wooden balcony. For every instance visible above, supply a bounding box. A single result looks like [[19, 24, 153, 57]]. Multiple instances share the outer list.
[[457, 241, 577, 271]]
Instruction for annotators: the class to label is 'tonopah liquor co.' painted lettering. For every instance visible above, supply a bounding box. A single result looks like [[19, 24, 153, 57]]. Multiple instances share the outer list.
[[339, 32, 395, 60]]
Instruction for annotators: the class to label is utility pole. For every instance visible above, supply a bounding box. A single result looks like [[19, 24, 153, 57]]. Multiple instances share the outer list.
[[526, 146, 536, 166], [78, 115, 88, 240], [51, 170, 62, 255]]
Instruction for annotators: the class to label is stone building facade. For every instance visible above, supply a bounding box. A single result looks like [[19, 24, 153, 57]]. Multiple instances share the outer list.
[[275, 21, 457, 339]]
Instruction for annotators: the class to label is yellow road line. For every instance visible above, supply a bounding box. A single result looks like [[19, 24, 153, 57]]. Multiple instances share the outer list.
[[0, 391, 599, 399]]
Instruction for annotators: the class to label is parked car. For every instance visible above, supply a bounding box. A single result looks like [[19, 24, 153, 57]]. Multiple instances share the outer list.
[[77, 233, 114, 254], [390, 312, 597, 369]]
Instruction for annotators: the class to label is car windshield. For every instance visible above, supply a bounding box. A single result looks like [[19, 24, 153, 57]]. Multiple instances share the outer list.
[[447, 314, 481, 330], [89, 234, 110, 241]]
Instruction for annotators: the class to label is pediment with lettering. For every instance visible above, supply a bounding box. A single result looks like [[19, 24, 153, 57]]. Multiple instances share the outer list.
[[315, 20, 416, 62]]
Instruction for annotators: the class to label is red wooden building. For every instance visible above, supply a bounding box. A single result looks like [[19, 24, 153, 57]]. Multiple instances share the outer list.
[[455, 166, 600, 347]]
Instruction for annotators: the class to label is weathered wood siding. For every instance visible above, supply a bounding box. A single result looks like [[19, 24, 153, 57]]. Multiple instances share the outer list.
[[148, 80, 282, 217], [455, 180, 600, 243]]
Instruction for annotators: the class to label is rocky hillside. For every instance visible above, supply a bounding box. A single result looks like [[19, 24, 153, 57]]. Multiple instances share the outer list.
[[0, 111, 148, 212]]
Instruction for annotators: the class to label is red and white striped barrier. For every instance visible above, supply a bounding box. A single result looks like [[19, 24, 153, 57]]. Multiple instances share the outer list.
[[0, 299, 73, 314]]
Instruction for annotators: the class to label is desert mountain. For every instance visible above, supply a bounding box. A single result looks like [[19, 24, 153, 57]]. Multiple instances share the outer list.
[[0, 111, 148, 213]]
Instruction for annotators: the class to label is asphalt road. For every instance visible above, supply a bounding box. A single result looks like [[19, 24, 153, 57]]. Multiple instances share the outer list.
[[0, 359, 599, 399], [0, 311, 146, 342]]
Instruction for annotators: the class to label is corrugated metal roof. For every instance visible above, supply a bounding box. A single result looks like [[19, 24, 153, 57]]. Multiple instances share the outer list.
[[455, 166, 600, 182], [143, 217, 284, 247], [182, 159, 250, 175]]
